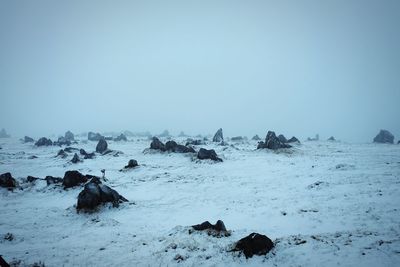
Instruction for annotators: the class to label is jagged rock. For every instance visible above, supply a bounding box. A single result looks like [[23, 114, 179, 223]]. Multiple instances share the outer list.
[[150, 137, 166, 151], [53, 136, 71, 146], [62, 170, 87, 188], [35, 137, 53, 146], [80, 149, 95, 159], [287, 136, 300, 143], [71, 153, 81, 163], [213, 128, 224, 142], [24, 136, 34, 143], [191, 220, 230, 237], [77, 178, 128, 211], [278, 134, 288, 143], [233, 233, 274, 258], [96, 139, 108, 154], [45, 176, 63, 185], [197, 148, 223, 162], [114, 133, 127, 141], [88, 132, 104, 141], [0, 172, 17, 188], [65, 131, 74, 141], [57, 149, 68, 158], [252, 135, 261, 141], [373, 130, 394, 144], [327, 136, 336, 141], [0, 128, 10, 138], [64, 147, 78, 153], [165, 141, 196, 153], [257, 131, 291, 150]]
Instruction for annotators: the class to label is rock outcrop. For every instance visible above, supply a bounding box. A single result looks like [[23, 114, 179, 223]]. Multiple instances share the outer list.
[[373, 130, 394, 144], [257, 131, 291, 150], [233, 233, 274, 258], [197, 148, 223, 162], [212, 128, 224, 142], [35, 137, 53, 146]]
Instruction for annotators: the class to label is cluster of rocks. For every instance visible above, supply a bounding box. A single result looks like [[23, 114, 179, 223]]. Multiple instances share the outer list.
[[257, 131, 298, 150], [34, 131, 76, 147], [35, 137, 53, 146], [373, 129, 394, 144]]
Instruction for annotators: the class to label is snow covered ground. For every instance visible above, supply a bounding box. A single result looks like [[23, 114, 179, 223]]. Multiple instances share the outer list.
[[1, 136, 399, 266]]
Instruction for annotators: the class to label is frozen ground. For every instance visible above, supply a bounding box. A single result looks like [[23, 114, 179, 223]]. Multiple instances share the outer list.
[[0, 137, 400, 266]]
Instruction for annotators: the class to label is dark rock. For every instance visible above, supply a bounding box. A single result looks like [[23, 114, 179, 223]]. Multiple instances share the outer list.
[[257, 131, 291, 150], [64, 147, 78, 153], [88, 132, 104, 141], [104, 136, 113, 141], [231, 136, 244, 142], [114, 133, 127, 142], [398, 140, 400, 144], [45, 176, 63, 185], [287, 136, 300, 143], [327, 136, 336, 141], [27, 176, 40, 182], [80, 149, 88, 155], [96, 139, 108, 154], [124, 159, 138, 169], [62, 170, 87, 188], [197, 148, 223, 162], [278, 134, 288, 143], [24, 136, 34, 143], [191, 220, 230, 237], [53, 136, 71, 146], [0, 128, 10, 138], [35, 137, 53, 146], [213, 128, 224, 142], [150, 137, 166, 151], [185, 139, 205, 146], [165, 140, 196, 153], [77, 179, 128, 211], [71, 153, 81, 163], [252, 135, 261, 141], [80, 149, 95, 159], [373, 130, 394, 144], [0, 172, 17, 188], [57, 149, 68, 158], [28, 155, 38, 159], [233, 233, 274, 258], [65, 131, 74, 141]]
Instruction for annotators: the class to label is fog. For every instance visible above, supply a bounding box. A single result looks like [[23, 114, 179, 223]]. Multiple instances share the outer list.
[[1, 0, 399, 142]]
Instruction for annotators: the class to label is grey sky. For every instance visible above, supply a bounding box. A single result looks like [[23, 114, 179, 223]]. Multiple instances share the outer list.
[[1, 0, 399, 141]]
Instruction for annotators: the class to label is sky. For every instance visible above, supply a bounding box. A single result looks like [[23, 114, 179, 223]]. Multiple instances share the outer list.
[[0, 0, 399, 142]]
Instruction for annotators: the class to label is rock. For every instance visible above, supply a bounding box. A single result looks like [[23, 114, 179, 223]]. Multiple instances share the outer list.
[[80, 149, 95, 159], [0, 128, 10, 138], [28, 155, 38, 159], [373, 130, 394, 144], [233, 233, 274, 258], [53, 136, 71, 146], [65, 131, 74, 141], [191, 220, 230, 237], [213, 128, 224, 142], [76, 178, 128, 211], [257, 131, 291, 150], [71, 153, 81, 163], [252, 135, 261, 141], [124, 159, 138, 169], [35, 137, 53, 146], [80, 149, 88, 155], [45, 176, 63, 185], [57, 149, 68, 158], [24, 136, 34, 143], [197, 148, 223, 162], [231, 136, 244, 142], [185, 139, 205, 146], [327, 136, 336, 141], [62, 170, 87, 188], [27, 176, 40, 182], [278, 134, 288, 143], [96, 139, 108, 154], [150, 137, 166, 151], [0, 172, 17, 188], [287, 136, 300, 143], [88, 132, 104, 141], [114, 133, 127, 142], [64, 147, 79, 153], [165, 140, 196, 153]]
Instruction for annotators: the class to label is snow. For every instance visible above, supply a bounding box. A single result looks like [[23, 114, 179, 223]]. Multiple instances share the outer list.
[[1, 137, 400, 266]]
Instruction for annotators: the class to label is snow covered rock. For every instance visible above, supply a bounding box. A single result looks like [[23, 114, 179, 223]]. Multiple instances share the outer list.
[[165, 141, 196, 153], [80, 149, 95, 159], [231, 136, 245, 142], [57, 149, 68, 158], [62, 170, 88, 188], [24, 136, 34, 143], [45, 176, 63, 185], [96, 139, 108, 154], [257, 131, 291, 150], [252, 135, 261, 141], [88, 131, 104, 141], [212, 128, 224, 142], [35, 137, 53, 146], [150, 137, 166, 151], [185, 139, 205, 146], [287, 136, 300, 143], [0, 172, 17, 188], [373, 130, 394, 144], [191, 220, 230, 237], [70, 153, 81, 164], [114, 133, 127, 141], [76, 179, 128, 211], [197, 148, 223, 162], [233, 233, 274, 258]]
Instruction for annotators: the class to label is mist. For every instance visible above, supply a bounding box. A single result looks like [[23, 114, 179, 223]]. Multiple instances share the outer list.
[[1, 0, 399, 142]]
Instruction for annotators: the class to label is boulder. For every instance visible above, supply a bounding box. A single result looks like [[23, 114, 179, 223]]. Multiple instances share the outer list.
[[0, 172, 17, 188], [213, 128, 224, 142], [62, 170, 87, 188], [45, 176, 63, 185], [257, 131, 291, 150], [287, 136, 300, 143], [65, 131, 75, 141], [0, 128, 10, 138], [76, 178, 128, 211], [88, 132, 104, 141], [398, 140, 400, 144], [197, 148, 223, 162], [150, 137, 166, 151], [233, 233, 274, 258], [185, 139, 205, 146], [27, 176, 40, 182], [373, 130, 394, 144], [57, 149, 68, 158], [114, 133, 127, 142], [35, 137, 53, 146], [165, 140, 196, 153], [191, 220, 230, 237], [53, 136, 71, 146], [96, 139, 108, 154], [71, 153, 81, 164], [278, 134, 288, 143], [24, 136, 34, 143], [80, 149, 95, 159], [327, 136, 336, 141], [123, 159, 138, 169]]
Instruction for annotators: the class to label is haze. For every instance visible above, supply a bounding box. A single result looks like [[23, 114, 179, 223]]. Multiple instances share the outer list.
[[1, 0, 399, 142]]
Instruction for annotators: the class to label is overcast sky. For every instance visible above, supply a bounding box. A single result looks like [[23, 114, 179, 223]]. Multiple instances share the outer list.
[[1, 0, 399, 142]]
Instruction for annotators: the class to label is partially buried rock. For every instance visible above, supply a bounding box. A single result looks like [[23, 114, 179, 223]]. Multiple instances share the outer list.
[[165, 140, 196, 153], [185, 139, 204, 146], [191, 220, 230, 237], [96, 139, 108, 154], [123, 159, 138, 170], [27, 176, 40, 182], [57, 149, 68, 158], [53, 136, 71, 146], [45, 176, 63, 185], [24, 136, 34, 143], [35, 137, 53, 146], [252, 135, 261, 141], [257, 131, 291, 150], [233, 233, 274, 258], [287, 136, 300, 143], [278, 134, 288, 143], [197, 148, 223, 162], [88, 131, 104, 141], [76, 178, 128, 211], [114, 133, 127, 141], [327, 136, 336, 141], [62, 170, 87, 188], [150, 137, 166, 151], [373, 129, 394, 144], [80, 149, 95, 159], [71, 153, 81, 164], [213, 128, 224, 142], [0, 172, 17, 188]]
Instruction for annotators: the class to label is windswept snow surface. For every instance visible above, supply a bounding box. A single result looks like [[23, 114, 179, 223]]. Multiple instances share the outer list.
[[0, 137, 399, 266]]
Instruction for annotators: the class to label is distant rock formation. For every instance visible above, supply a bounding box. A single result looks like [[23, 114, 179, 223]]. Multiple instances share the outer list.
[[373, 130, 394, 144], [327, 136, 336, 141], [287, 136, 300, 143], [257, 131, 291, 150], [35, 137, 53, 146], [53, 136, 71, 146], [0, 128, 10, 138], [24, 136, 34, 143], [150, 137, 166, 151], [231, 136, 245, 142], [252, 135, 261, 141], [278, 134, 288, 143], [88, 132, 104, 141], [232, 233, 274, 258], [96, 139, 108, 154], [150, 137, 195, 153], [213, 128, 224, 142], [65, 131, 74, 141], [307, 134, 319, 141], [114, 133, 127, 142], [197, 148, 223, 162]]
